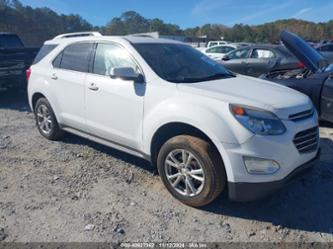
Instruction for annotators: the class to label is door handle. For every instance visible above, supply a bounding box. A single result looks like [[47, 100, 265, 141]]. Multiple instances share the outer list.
[[51, 73, 58, 80], [88, 82, 99, 91]]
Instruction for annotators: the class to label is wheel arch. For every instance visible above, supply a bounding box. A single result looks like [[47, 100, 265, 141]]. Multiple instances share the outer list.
[[30, 91, 61, 125], [31, 92, 46, 111], [149, 122, 226, 175]]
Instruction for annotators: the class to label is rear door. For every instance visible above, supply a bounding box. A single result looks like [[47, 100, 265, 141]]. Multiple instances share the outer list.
[[50, 42, 94, 131], [246, 48, 277, 77], [321, 76, 333, 122]]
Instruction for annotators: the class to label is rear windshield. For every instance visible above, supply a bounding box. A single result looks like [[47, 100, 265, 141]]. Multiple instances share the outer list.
[[0, 34, 24, 48], [33, 44, 57, 64], [276, 46, 294, 58], [133, 43, 233, 83]]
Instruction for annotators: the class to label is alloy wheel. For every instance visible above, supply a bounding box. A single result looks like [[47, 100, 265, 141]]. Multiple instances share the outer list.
[[36, 104, 53, 134], [164, 149, 205, 197]]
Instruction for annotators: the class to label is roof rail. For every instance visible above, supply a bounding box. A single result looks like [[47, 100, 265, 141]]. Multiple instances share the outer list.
[[53, 32, 102, 40], [126, 32, 159, 39]]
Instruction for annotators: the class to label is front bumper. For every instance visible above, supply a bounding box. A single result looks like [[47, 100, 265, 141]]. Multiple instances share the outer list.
[[228, 149, 320, 202]]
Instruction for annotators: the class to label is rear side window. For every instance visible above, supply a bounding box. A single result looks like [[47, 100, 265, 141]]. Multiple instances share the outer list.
[[55, 43, 94, 72], [52, 52, 62, 68], [33, 45, 57, 64]]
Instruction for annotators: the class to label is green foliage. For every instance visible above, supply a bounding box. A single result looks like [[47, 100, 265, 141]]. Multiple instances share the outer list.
[[103, 11, 183, 36], [0, 0, 94, 46], [1, 0, 332, 47], [221, 19, 333, 43]]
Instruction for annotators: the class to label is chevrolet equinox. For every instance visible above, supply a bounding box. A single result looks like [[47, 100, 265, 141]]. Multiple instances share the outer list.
[[27, 32, 320, 206]]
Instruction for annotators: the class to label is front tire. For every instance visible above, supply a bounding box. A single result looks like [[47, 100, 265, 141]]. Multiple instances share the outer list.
[[157, 135, 226, 207], [34, 97, 64, 140]]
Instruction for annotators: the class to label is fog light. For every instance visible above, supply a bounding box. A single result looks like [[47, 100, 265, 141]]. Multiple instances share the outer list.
[[243, 157, 280, 175]]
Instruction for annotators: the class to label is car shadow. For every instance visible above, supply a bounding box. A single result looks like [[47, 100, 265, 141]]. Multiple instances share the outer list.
[[60, 133, 154, 173], [62, 132, 333, 234], [320, 120, 333, 129]]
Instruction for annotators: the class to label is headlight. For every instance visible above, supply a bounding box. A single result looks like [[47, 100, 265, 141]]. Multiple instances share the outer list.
[[230, 104, 286, 135]]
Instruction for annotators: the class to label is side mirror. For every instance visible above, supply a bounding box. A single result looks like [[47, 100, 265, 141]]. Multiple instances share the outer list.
[[109, 67, 143, 82], [222, 55, 230, 61]]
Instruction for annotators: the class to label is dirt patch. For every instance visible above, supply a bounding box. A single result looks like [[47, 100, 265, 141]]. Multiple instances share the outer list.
[[0, 90, 333, 242]]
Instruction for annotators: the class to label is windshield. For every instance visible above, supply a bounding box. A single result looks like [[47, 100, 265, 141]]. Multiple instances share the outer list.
[[133, 43, 234, 83], [0, 35, 24, 48]]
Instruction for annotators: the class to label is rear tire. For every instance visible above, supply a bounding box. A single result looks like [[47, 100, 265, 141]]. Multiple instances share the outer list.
[[34, 97, 64, 140], [157, 135, 226, 207]]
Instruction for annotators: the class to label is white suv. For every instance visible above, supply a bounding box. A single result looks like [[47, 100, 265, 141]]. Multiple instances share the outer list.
[[27, 32, 320, 207]]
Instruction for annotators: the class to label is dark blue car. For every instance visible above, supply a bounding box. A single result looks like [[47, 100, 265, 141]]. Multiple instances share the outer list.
[[262, 30, 333, 123]]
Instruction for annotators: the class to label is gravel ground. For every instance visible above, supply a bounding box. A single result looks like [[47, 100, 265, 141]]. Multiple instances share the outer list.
[[0, 90, 333, 243]]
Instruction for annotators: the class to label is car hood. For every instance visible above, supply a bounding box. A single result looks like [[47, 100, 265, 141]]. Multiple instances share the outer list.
[[177, 75, 312, 119], [280, 30, 328, 72]]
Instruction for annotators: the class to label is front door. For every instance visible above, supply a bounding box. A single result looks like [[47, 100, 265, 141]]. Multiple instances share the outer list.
[[85, 42, 145, 150], [221, 47, 250, 75], [246, 48, 277, 77]]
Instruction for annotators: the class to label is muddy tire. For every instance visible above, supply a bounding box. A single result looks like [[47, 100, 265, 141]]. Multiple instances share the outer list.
[[157, 135, 226, 207]]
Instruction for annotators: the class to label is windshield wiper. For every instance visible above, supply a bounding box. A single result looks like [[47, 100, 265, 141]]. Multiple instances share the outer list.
[[181, 72, 235, 83]]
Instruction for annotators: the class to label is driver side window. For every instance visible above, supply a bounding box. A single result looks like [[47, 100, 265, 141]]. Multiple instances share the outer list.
[[93, 43, 139, 76], [228, 48, 250, 59]]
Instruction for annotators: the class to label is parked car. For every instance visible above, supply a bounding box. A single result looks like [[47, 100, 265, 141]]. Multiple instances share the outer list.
[[0, 33, 39, 90], [318, 39, 333, 46], [316, 43, 333, 64], [262, 30, 333, 123], [220, 44, 302, 77], [207, 40, 229, 48], [203, 44, 239, 60], [28, 32, 319, 207]]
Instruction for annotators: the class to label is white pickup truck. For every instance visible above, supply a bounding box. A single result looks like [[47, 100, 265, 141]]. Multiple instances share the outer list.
[[27, 32, 320, 206]]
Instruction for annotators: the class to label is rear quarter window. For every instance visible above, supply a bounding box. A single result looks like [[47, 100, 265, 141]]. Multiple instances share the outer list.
[[277, 47, 294, 58], [33, 44, 57, 64], [52, 52, 63, 68]]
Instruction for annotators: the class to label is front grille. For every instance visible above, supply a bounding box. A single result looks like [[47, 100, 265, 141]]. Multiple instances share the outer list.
[[289, 109, 314, 121], [293, 127, 319, 154]]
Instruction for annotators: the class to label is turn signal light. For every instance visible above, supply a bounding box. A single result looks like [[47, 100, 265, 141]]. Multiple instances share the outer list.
[[26, 67, 32, 82], [230, 105, 246, 116]]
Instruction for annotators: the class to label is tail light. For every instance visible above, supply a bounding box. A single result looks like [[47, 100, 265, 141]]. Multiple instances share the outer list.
[[26, 67, 32, 82], [297, 62, 305, 68]]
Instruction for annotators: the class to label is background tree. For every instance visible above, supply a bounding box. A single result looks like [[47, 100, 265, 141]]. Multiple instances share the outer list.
[[1, 0, 333, 47]]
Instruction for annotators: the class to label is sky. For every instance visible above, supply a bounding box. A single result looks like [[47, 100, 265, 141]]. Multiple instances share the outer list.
[[20, 0, 333, 28]]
